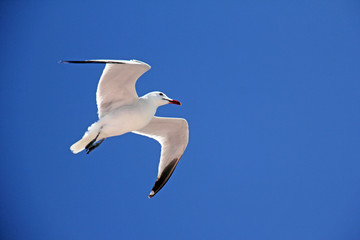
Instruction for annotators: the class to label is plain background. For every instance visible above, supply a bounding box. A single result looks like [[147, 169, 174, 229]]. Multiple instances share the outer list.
[[1, 0, 360, 239]]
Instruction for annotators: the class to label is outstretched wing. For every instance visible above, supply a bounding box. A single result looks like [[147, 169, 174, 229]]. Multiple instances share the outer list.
[[61, 59, 150, 118], [133, 117, 189, 198]]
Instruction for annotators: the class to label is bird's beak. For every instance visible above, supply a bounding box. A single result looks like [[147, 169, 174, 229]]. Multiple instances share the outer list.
[[167, 99, 181, 105]]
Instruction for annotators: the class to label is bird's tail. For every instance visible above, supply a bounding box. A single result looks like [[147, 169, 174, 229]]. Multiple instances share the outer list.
[[70, 123, 101, 154]]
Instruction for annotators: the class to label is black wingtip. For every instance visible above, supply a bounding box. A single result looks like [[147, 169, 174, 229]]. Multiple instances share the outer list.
[[58, 60, 127, 64], [59, 60, 76, 64], [148, 158, 179, 199], [59, 60, 90, 64]]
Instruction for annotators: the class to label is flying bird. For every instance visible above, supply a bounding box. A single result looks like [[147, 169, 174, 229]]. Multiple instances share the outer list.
[[61, 59, 189, 198]]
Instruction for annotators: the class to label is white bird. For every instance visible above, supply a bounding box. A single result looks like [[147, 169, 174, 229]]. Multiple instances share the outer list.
[[62, 59, 189, 198]]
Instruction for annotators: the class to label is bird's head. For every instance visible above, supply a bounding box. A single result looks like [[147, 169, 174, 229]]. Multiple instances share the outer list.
[[145, 91, 181, 106]]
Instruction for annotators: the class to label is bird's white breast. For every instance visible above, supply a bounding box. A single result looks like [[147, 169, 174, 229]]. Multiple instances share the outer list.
[[98, 99, 156, 138]]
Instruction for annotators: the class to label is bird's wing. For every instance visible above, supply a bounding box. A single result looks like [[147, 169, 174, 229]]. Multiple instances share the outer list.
[[61, 59, 150, 118], [133, 117, 189, 198]]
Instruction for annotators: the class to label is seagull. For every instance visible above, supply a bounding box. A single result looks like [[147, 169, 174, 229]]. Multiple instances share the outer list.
[[61, 59, 189, 198]]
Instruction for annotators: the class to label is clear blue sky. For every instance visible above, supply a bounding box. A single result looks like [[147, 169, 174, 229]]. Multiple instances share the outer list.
[[1, 1, 360, 239]]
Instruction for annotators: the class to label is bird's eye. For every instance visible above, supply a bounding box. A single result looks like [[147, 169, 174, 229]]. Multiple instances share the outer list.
[[159, 93, 164, 96]]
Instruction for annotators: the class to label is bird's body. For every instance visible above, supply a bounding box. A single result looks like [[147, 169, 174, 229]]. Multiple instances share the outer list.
[[102, 96, 156, 136], [62, 59, 188, 198], [100, 97, 156, 137], [71, 93, 161, 153]]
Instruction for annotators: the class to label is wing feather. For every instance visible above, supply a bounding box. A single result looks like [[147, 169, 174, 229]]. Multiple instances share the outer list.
[[61, 59, 151, 118], [133, 117, 189, 198]]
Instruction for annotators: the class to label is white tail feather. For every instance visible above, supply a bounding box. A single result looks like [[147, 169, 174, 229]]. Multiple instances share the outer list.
[[70, 135, 92, 154], [70, 123, 101, 154]]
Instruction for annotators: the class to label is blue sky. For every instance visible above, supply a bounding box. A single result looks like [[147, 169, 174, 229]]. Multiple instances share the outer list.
[[1, 0, 360, 239]]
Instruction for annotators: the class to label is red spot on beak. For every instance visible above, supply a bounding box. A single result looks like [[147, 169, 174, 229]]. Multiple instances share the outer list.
[[168, 99, 181, 105]]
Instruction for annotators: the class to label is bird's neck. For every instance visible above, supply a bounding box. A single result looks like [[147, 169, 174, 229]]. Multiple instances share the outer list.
[[139, 97, 159, 114]]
